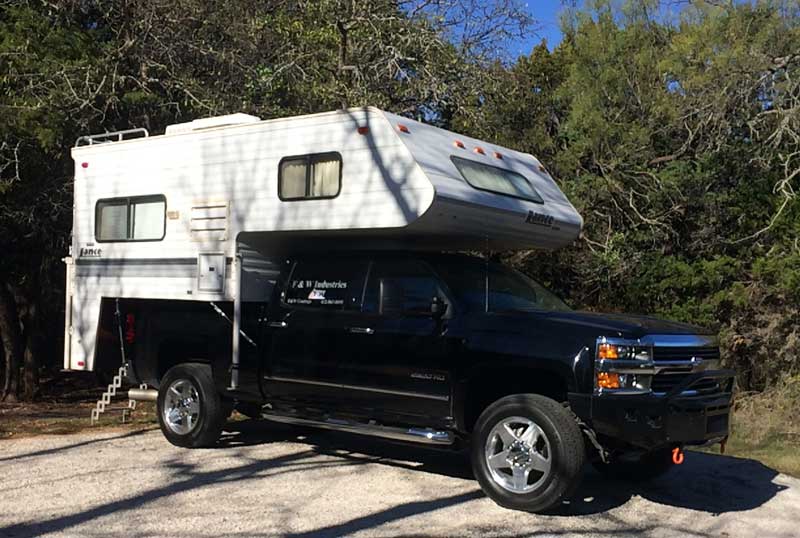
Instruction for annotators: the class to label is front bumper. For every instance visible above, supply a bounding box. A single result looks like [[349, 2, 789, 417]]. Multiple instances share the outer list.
[[570, 369, 735, 450]]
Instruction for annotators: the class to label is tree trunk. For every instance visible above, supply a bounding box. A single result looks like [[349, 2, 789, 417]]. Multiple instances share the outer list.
[[22, 310, 40, 401], [0, 281, 23, 402]]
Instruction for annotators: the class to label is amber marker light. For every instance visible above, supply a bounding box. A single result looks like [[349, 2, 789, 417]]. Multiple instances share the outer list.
[[397, 124, 410, 133], [597, 343, 619, 360], [597, 372, 621, 390], [454, 140, 465, 148]]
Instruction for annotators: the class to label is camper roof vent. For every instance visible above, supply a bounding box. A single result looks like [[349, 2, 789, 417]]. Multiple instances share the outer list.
[[165, 113, 261, 135]]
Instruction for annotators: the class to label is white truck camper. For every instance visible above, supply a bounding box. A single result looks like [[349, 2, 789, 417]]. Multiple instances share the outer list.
[[64, 107, 582, 381]]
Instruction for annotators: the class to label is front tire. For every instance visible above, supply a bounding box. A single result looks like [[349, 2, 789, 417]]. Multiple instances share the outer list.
[[471, 394, 585, 513], [157, 363, 225, 448]]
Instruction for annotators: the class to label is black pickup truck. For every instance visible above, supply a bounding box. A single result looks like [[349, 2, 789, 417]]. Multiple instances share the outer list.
[[127, 251, 734, 513]]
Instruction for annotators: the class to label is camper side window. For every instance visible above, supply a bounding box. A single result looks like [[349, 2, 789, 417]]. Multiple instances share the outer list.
[[95, 195, 166, 242], [451, 156, 544, 204], [279, 152, 341, 200]]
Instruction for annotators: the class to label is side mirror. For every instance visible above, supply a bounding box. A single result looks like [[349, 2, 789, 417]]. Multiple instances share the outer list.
[[431, 296, 447, 320]]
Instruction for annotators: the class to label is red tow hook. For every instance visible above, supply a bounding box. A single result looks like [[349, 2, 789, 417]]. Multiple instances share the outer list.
[[672, 447, 685, 465]]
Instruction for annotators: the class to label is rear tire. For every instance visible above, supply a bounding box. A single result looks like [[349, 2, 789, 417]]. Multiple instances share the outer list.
[[471, 394, 585, 513], [157, 363, 224, 448], [591, 446, 676, 481]]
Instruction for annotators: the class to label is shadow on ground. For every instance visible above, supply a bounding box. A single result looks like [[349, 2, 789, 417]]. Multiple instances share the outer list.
[[0, 418, 788, 538], [220, 419, 786, 516]]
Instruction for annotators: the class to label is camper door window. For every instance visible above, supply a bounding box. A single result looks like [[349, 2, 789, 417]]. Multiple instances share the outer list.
[[95, 194, 166, 242], [451, 156, 544, 204], [278, 152, 342, 201]]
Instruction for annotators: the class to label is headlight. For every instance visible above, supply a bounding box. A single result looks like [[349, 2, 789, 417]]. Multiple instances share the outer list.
[[595, 338, 654, 393], [597, 342, 652, 362]]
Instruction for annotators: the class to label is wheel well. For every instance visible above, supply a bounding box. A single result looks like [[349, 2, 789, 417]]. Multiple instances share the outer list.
[[121, 299, 230, 386], [156, 338, 214, 381], [463, 367, 568, 432]]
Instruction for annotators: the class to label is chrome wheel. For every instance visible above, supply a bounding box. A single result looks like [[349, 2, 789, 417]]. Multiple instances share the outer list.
[[485, 415, 552, 494], [163, 379, 201, 435]]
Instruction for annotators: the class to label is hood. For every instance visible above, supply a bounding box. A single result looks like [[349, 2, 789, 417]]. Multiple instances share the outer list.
[[538, 310, 712, 339]]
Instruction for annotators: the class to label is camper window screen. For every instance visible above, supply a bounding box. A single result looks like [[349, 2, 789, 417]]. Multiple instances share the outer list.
[[451, 156, 544, 204], [96, 195, 166, 242], [279, 152, 341, 200], [284, 260, 367, 310]]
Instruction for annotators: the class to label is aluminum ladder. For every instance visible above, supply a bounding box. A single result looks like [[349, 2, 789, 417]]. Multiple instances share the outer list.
[[90, 364, 148, 425]]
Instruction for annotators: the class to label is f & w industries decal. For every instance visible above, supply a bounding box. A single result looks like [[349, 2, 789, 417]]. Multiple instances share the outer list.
[[287, 278, 348, 306]]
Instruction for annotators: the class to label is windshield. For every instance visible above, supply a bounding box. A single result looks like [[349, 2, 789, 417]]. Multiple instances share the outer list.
[[432, 257, 571, 313]]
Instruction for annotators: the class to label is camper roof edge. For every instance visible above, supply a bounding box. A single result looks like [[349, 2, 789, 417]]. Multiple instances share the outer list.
[[71, 107, 388, 155]]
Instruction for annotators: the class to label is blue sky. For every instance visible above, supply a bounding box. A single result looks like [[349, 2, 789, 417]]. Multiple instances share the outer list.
[[522, 0, 566, 53]]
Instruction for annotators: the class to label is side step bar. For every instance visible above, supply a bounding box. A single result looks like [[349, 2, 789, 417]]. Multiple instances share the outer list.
[[129, 389, 453, 446], [262, 413, 455, 446]]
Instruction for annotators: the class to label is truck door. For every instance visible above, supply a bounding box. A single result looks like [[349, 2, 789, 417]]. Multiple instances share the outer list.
[[336, 259, 455, 425], [261, 259, 368, 409]]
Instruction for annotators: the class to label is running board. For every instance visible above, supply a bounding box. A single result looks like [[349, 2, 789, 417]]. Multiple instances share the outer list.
[[262, 413, 454, 445]]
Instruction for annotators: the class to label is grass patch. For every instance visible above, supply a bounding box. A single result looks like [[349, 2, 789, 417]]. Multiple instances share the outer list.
[[0, 372, 159, 440], [0, 401, 158, 439], [720, 375, 800, 477]]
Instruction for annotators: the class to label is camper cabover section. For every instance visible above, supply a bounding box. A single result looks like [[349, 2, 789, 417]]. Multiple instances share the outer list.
[[64, 107, 582, 373], [383, 111, 582, 250]]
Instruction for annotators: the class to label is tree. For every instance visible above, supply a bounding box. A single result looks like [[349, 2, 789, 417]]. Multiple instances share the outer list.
[[0, 0, 533, 399]]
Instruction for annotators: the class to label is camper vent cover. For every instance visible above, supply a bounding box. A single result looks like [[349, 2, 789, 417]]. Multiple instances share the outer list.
[[190, 202, 229, 242], [165, 113, 261, 135]]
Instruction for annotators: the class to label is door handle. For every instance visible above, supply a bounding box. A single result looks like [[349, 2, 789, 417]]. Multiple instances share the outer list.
[[347, 327, 374, 335], [268, 321, 288, 329]]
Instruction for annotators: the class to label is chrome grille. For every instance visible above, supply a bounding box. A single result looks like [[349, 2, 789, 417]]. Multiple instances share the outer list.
[[651, 375, 722, 395], [652, 345, 724, 395], [653, 346, 720, 362]]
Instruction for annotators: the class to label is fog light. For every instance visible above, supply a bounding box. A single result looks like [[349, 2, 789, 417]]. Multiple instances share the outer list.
[[597, 372, 620, 389]]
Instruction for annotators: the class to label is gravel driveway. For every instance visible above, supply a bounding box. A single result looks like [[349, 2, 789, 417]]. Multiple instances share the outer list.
[[0, 420, 798, 538]]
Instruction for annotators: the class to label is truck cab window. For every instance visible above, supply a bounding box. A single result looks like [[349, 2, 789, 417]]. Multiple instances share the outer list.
[[283, 260, 367, 310], [363, 260, 444, 316], [432, 257, 570, 313]]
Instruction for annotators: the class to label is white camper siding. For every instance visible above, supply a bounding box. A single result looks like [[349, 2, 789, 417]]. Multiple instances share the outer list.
[[71, 108, 435, 259]]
